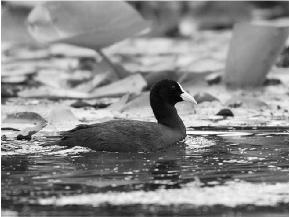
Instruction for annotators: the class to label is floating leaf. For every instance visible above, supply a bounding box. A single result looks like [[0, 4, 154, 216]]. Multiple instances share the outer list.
[[89, 74, 147, 98], [18, 86, 89, 99], [194, 92, 219, 104], [42, 106, 80, 132], [108, 93, 131, 112], [216, 108, 234, 117], [121, 92, 150, 112], [2, 63, 36, 77], [206, 72, 222, 85], [27, 1, 150, 49], [3, 112, 46, 128], [1, 85, 20, 98], [16, 121, 47, 141], [2, 112, 47, 140], [263, 78, 281, 86], [2, 75, 28, 84], [74, 72, 113, 93], [18, 74, 147, 99], [49, 43, 96, 58], [226, 96, 268, 109], [34, 69, 79, 89]]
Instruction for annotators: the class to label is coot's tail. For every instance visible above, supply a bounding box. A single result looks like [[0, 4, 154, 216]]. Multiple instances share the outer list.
[[40, 135, 69, 147], [54, 124, 93, 148]]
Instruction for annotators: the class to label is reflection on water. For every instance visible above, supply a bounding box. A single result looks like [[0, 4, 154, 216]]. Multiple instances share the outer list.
[[1, 127, 289, 216]]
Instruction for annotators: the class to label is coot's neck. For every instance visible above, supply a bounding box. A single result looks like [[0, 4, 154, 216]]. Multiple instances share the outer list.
[[150, 97, 185, 133]]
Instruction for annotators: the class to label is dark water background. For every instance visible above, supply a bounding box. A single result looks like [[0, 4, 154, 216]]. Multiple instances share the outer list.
[[2, 127, 289, 217]]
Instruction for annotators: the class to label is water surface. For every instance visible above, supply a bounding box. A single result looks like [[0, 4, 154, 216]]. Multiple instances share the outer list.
[[2, 127, 289, 216]]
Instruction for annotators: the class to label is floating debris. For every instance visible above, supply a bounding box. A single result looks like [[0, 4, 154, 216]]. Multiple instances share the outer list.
[[216, 108, 234, 117]]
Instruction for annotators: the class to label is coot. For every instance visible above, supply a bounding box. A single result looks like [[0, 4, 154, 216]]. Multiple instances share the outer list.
[[57, 80, 197, 152]]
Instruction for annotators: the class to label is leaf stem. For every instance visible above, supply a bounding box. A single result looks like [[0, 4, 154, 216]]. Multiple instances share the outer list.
[[96, 49, 121, 78]]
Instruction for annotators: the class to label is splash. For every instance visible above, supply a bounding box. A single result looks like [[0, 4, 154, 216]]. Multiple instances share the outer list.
[[1, 141, 92, 156], [184, 136, 216, 149]]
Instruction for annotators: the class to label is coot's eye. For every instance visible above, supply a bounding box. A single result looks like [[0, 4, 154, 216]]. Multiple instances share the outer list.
[[171, 85, 176, 89]]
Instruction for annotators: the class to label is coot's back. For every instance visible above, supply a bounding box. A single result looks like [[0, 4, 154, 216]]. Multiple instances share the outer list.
[[58, 120, 165, 152]]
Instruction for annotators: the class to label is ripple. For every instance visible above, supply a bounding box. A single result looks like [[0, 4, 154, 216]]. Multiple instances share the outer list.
[[1, 142, 92, 156]]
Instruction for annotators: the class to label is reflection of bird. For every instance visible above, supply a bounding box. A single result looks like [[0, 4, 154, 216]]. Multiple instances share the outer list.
[[150, 160, 181, 188], [57, 80, 197, 152]]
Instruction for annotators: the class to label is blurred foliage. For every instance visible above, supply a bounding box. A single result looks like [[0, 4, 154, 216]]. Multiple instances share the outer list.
[[2, 1, 289, 40], [128, 1, 289, 36]]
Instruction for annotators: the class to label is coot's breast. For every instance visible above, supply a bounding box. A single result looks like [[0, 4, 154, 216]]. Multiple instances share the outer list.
[[58, 120, 165, 152]]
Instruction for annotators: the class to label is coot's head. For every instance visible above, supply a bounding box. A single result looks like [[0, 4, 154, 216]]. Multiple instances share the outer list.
[[150, 80, 197, 106]]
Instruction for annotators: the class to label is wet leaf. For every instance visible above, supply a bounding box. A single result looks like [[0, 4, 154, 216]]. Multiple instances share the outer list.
[[74, 59, 123, 92], [263, 78, 282, 86], [276, 46, 289, 67], [27, 1, 150, 49], [216, 108, 234, 117], [206, 72, 222, 85], [90, 74, 147, 98], [18, 86, 89, 99], [5, 47, 50, 62], [1, 84, 20, 97], [226, 96, 268, 109], [72, 108, 115, 123], [34, 69, 73, 89], [122, 92, 150, 112], [108, 94, 131, 112], [3, 112, 46, 127], [2, 112, 47, 139], [74, 72, 113, 93], [194, 92, 219, 104], [42, 106, 80, 132], [1, 63, 36, 77], [49, 43, 96, 58], [2, 75, 28, 84], [70, 99, 111, 109], [1, 135, 7, 141], [187, 58, 224, 73], [18, 74, 147, 99], [17, 121, 47, 141]]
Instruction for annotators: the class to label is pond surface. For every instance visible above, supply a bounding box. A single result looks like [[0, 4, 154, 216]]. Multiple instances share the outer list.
[[2, 126, 289, 217]]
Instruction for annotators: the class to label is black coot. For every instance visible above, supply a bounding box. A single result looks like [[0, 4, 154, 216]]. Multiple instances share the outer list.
[[57, 80, 197, 152]]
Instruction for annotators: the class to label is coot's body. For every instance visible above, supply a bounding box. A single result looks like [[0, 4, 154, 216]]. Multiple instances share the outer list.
[[59, 119, 185, 152], [57, 80, 197, 152]]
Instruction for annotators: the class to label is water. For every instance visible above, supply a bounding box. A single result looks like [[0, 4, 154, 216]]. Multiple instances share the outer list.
[[2, 127, 289, 216]]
